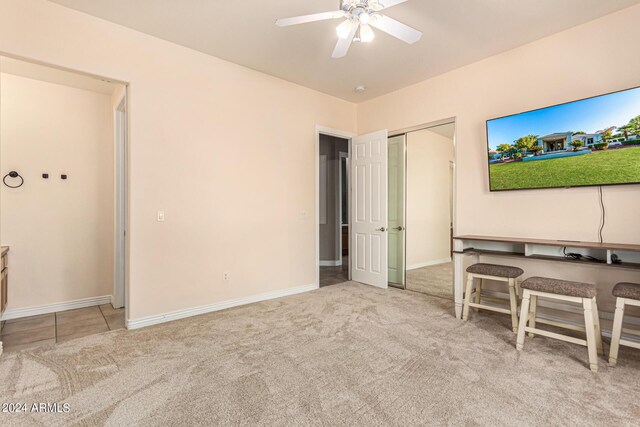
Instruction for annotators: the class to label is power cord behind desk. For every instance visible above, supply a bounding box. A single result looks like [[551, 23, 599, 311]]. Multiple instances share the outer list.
[[563, 246, 601, 262]]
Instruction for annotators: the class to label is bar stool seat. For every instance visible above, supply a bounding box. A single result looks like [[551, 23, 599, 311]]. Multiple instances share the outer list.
[[466, 263, 524, 278], [463, 263, 523, 333], [516, 276, 603, 372], [612, 282, 640, 300], [609, 282, 640, 367], [521, 277, 596, 298]]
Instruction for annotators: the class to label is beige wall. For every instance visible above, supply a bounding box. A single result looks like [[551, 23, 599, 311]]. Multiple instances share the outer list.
[[406, 129, 453, 269], [0, 73, 114, 309], [358, 4, 640, 314], [0, 0, 356, 321]]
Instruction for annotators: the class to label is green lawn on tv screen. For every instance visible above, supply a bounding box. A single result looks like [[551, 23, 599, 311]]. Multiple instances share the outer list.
[[489, 147, 640, 190]]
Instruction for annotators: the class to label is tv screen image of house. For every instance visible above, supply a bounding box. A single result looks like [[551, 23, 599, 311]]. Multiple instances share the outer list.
[[486, 86, 640, 191]]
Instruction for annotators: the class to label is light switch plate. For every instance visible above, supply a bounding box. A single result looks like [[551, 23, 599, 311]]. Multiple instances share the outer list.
[[157, 211, 165, 222]]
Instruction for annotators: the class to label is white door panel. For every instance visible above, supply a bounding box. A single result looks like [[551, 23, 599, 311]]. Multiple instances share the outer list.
[[351, 130, 388, 288]]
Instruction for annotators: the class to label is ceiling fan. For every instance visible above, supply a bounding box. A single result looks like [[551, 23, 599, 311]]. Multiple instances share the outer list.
[[276, 0, 422, 59]]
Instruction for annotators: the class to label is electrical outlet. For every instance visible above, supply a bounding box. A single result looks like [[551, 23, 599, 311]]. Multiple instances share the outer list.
[[299, 211, 307, 219], [223, 272, 230, 281], [157, 211, 165, 222]]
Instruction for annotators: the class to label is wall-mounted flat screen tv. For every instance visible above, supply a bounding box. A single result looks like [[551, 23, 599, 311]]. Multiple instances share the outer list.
[[486, 86, 640, 191]]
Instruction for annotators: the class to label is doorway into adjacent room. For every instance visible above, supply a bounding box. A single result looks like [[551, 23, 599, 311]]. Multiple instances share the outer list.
[[0, 55, 129, 352], [318, 133, 350, 287]]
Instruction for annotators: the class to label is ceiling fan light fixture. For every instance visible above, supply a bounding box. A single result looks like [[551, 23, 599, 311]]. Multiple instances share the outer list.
[[336, 19, 354, 39], [359, 12, 370, 25], [360, 24, 375, 43]]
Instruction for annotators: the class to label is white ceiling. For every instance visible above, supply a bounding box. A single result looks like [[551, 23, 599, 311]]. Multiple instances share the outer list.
[[47, 0, 640, 102], [1, 56, 119, 94]]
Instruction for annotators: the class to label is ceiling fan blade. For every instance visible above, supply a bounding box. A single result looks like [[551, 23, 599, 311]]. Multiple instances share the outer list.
[[275, 11, 344, 27], [332, 25, 357, 59], [375, 0, 409, 10], [370, 15, 422, 44]]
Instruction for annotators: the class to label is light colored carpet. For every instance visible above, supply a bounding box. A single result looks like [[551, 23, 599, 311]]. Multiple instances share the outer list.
[[0, 282, 639, 426], [406, 262, 454, 299]]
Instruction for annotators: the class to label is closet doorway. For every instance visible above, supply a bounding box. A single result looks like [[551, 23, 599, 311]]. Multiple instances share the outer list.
[[387, 122, 456, 299]]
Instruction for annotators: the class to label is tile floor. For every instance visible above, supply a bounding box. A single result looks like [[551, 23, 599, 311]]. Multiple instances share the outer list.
[[0, 304, 125, 353], [319, 256, 349, 287]]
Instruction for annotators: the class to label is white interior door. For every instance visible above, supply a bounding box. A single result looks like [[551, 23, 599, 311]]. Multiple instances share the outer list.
[[351, 130, 388, 288]]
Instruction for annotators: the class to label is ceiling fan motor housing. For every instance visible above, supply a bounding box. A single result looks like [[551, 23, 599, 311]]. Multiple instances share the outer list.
[[343, 1, 383, 12]]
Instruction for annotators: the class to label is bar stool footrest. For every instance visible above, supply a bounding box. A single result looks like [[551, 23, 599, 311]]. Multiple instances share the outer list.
[[468, 302, 512, 315], [534, 317, 587, 333], [524, 326, 587, 346], [619, 339, 640, 350]]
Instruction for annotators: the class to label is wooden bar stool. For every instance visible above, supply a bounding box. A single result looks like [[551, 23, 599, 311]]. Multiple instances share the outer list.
[[516, 277, 603, 372], [462, 263, 524, 332], [609, 282, 640, 367]]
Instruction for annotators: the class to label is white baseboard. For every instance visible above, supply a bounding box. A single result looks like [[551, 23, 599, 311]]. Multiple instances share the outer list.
[[127, 283, 318, 330], [0, 295, 112, 321], [407, 257, 451, 271], [319, 260, 342, 267]]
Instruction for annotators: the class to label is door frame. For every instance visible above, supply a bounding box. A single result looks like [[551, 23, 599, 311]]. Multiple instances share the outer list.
[[337, 151, 349, 263], [315, 125, 355, 288], [113, 93, 128, 312]]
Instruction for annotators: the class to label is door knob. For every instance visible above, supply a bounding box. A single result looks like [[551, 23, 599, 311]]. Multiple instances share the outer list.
[[394, 226, 405, 231], [375, 227, 387, 232]]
